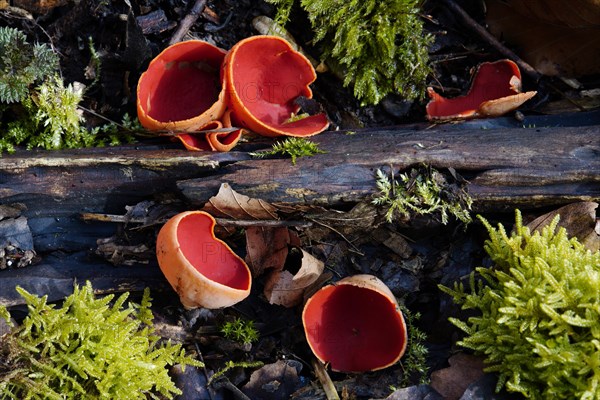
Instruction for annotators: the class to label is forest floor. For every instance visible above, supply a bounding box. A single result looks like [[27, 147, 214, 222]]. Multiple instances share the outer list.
[[0, 0, 599, 399]]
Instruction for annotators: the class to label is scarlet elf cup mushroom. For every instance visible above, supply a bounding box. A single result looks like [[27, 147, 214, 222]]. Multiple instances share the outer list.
[[426, 59, 537, 120], [137, 40, 227, 131], [302, 274, 408, 373], [137, 36, 329, 152], [223, 35, 329, 137], [156, 211, 252, 309]]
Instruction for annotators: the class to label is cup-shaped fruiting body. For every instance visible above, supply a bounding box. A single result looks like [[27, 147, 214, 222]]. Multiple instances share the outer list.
[[223, 35, 329, 137], [174, 111, 244, 152], [137, 41, 227, 132], [426, 59, 537, 120], [302, 274, 407, 373], [156, 211, 252, 309]]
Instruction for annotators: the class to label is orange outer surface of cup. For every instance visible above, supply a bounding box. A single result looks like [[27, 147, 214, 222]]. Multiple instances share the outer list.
[[137, 41, 228, 132], [302, 274, 408, 373], [156, 211, 252, 309]]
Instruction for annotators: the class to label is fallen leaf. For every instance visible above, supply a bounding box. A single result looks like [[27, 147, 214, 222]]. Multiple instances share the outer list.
[[245, 227, 300, 276], [526, 202, 599, 252], [202, 183, 278, 220], [486, 0, 600, 77], [264, 249, 324, 307], [505, 0, 600, 28], [13, 0, 67, 14], [383, 385, 443, 400], [241, 359, 303, 400], [0, 204, 24, 220], [430, 353, 486, 400], [0, 215, 36, 269]]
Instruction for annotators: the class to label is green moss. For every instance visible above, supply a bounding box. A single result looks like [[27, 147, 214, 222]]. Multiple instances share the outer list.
[[267, 0, 432, 105], [0, 27, 59, 104], [0, 282, 202, 399], [0, 27, 135, 155], [399, 305, 429, 386], [249, 137, 326, 165], [372, 166, 472, 224], [220, 317, 259, 345], [440, 210, 600, 399]]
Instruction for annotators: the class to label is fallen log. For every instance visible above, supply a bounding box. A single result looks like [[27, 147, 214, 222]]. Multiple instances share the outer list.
[[179, 125, 600, 211], [0, 124, 598, 305]]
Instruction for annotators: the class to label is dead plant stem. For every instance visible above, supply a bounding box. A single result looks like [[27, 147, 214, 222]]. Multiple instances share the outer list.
[[169, 0, 208, 45]]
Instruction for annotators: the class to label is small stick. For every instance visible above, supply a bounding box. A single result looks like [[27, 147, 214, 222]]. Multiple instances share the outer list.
[[312, 358, 340, 400], [442, 0, 542, 82], [210, 376, 252, 400], [80, 212, 313, 228], [169, 0, 208, 45]]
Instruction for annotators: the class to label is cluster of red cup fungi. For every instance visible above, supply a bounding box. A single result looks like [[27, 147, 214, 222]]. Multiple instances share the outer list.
[[155, 211, 408, 373], [137, 36, 330, 152]]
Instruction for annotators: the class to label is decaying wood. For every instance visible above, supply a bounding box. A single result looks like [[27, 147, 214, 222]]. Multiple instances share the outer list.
[[179, 125, 600, 211], [0, 125, 598, 305], [0, 126, 597, 217]]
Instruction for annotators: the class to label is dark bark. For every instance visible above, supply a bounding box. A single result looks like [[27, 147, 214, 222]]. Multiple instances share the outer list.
[[179, 126, 600, 211], [0, 126, 598, 305]]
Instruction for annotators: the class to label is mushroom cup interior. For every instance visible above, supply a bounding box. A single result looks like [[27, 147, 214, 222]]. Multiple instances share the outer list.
[[177, 212, 250, 290], [138, 42, 225, 123], [304, 284, 406, 372], [228, 37, 328, 135], [427, 60, 522, 118]]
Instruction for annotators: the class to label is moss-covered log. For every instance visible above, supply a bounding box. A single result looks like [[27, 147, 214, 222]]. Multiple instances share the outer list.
[[0, 125, 598, 305], [179, 125, 600, 211]]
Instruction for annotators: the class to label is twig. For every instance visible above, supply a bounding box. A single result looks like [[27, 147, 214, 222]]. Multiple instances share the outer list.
[[80, 212, 313, 228], [307, 217, 364, 256], [193, 342, 215, 400], [210, 375, 252, 400], [441, 0, 542, 82], [169, 0, 208, 45], [312, 358, 340, 400]]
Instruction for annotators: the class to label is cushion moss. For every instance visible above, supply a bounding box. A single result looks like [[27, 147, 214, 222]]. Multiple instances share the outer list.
[[0, 282, 202, 399], [440, 210, 600, 399]]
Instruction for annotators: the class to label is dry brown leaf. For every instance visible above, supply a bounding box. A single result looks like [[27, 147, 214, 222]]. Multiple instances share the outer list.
[[430, 353, 486, 400], [201, 182, 278, 220], [264, 249, 324, 307], [486, 0, 600, 76], [526, 202, 599, 252], [509, 0, 600, 28], [245, 227, 300, 276], [241, 359, 304, 400], [13, 0, 67, 14]]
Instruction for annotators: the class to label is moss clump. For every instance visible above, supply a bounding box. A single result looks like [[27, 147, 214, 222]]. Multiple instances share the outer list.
[[0, 27, 135, 155], [399, 305, 429, 386], [249, 137, 326, 165], [372, 166, 472, 224], [267, 0, 432, 105], [0, 282, 202, 399], [0, 27, 58, 104], [440, 210, 600, 399], [220, 317, 260, 345]]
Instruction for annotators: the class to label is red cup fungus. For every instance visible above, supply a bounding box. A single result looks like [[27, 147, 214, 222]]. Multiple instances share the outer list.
[[137, 40, 227, 132], [426, 59, 537, 121], [302, 274, 408, 373], [156, 211, 252, 309], [223, 35, 329, 137], [175, 111, 245, 152], [137, 36, 329, 151]]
